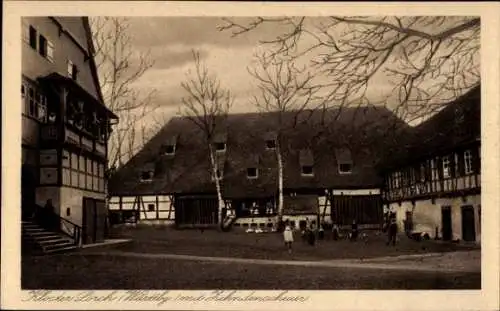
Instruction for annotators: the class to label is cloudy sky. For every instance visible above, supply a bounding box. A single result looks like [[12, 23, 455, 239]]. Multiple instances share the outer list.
[[125, 17, 292, 118]]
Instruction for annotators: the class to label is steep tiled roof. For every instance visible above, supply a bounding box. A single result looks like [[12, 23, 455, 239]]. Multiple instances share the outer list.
[[381, 85, 481, 170], [109, 106, 411, 197]]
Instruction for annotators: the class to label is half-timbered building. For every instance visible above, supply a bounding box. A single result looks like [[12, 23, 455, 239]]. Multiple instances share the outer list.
[[109, 107, 409, 230], [21, 17, 117, 246], [381, 86, 481, 243]]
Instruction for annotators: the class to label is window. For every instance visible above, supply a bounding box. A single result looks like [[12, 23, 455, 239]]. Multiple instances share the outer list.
[[301, 165, 314, 176], [67, 60, 78, 80], [265, 139, 276, 150], [38, 35, 47, 57], [141, 171, 154, 182], [22, 81, 47, 122], [442, 156, 451, 178], [28, 87, 36, 117], [338, 163, 352, 174], [147, 204, 155, 212], [214, 142, 226, 152], [66, 208, 71, 217], [247, 167, 258, 179], [29, 26, 37, 49], [464, 150, 473, 174], [419, 163, 426, 182], [163, 144, 176, 155]]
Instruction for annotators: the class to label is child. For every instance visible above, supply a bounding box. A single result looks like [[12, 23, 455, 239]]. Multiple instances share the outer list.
[[283, 220, 294, 253]]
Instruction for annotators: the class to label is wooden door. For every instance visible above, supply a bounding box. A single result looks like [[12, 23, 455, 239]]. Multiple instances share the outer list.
[[82, 197, 96, 244], [461, 205, 476, 242], [441, 206, 452, 241]]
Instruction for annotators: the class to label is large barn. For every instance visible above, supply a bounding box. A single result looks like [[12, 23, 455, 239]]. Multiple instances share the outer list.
[[108, 106, 410, 230]]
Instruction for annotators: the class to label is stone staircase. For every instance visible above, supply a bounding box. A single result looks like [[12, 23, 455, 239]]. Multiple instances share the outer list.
[[22, 220, 78, 255]]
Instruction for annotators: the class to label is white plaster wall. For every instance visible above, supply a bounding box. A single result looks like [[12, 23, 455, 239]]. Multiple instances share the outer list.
[[386, 194, 481, 242], [108, 195, 175, 220], [59, 187, 105, 227]]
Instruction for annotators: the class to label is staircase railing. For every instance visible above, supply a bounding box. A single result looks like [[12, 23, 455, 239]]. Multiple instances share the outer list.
[[28, 204, 82, 247]]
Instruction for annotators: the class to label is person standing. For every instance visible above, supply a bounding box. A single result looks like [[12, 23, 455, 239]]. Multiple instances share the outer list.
[[283, 220, 294, 253], [387, 218, 398, 246], [350, 219, 358, 241], [332, 223, 340, 241]]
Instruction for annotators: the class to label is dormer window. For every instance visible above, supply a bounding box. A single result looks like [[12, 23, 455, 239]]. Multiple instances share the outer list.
[[339, 163, 352, 174], [214, 142, 226, 152], [301, 165, 314, 176], [264, 131, 277, 150], [140, 171, 154, 182], [265, 139, 276, 150], [336, 148, 353, 175], [162, 144, 176, 156], [247, 167, 258, 179], [299, 149, 314, 177]]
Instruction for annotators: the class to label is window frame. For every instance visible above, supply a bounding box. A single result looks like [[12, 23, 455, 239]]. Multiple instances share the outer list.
[[214, 142, 226, 152], [246, 167, 258, 179], [140, 171, 154, 182], [442, 156, 451, 178], [338, 162, 353, 174], [301, 165, 314, 177], [29, 26, 37, 50], [464, 150, 474, 175], [265, 139, 276, 150]]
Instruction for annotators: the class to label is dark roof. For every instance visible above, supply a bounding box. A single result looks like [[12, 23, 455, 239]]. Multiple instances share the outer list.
[[380, 85, 481, 170], [109, 106, 411, 197]]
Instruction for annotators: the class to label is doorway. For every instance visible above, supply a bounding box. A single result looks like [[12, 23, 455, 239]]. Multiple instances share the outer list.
[[82, 197, 106, 244], [441, 206, 452, 241], [461, 205, 476, 242]]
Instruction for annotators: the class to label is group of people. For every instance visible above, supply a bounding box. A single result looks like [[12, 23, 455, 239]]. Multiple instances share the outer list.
[[283, 217, 400, 253]]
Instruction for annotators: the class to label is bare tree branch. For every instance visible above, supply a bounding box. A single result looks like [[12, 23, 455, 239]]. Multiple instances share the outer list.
[[90, 17, 160, 168], [220, 16, 480, 123], [180, 49, 234, 228]]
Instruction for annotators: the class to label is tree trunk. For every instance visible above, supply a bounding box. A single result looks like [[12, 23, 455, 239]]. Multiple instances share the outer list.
[[276, 142, 284, 226], [208, 144, 224, 227]]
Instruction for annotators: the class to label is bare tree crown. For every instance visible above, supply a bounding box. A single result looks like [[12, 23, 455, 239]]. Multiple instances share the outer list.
[[219, 16, 480, 124]]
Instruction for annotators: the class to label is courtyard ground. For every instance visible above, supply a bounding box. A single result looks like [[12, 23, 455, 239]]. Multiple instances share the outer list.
[[22, 226, 481, 290], [104, 225, 479, 261]]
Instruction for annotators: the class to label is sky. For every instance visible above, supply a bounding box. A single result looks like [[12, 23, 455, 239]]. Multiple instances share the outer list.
[[126, 17, 294, 118], [96, 16, 479, 163]]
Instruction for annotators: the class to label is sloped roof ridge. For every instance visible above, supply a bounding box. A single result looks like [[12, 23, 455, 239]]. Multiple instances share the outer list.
[[415, 85, 480, 131]]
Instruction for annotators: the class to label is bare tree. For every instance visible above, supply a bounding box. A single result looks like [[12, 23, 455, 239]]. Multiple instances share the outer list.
[[219, 16, 480, 124], [248, 51, 320, 225], [180, 50, 234, 227], [91, 17, 162, 169]]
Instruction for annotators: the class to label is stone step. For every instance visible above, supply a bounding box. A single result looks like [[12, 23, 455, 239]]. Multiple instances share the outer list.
[[23, 227, 45, 232], [43, 241, 75, 251], [25, 230, 58, 236], [30, 234, 64, 241], [44, 245, 78, 254], [38, 237, 73, 246]]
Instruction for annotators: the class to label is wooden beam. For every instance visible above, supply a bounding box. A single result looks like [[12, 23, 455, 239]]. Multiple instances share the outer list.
[[156, 195, 159, 220]]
